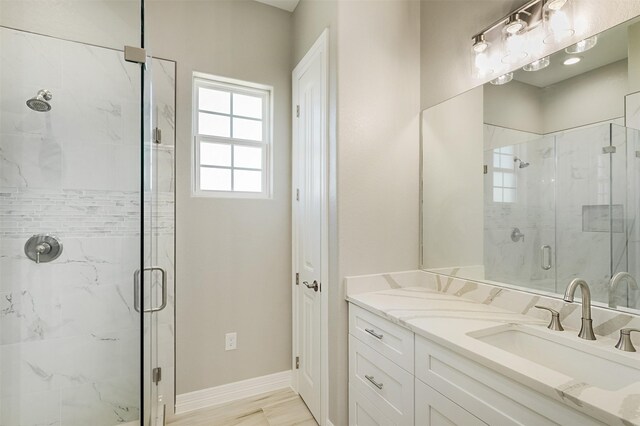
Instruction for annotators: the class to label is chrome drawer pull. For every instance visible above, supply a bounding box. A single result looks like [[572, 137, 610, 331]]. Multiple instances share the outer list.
[[365, 375, 384, 390], [365, 328, 383, 339]]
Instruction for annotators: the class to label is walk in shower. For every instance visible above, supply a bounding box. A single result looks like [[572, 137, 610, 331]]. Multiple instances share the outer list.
[[0, 2, 175, 425], [484, 122, 640, 310]]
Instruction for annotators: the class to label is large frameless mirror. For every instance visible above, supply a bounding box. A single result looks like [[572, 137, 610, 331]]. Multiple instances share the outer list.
[[421, 15, 640, 314]]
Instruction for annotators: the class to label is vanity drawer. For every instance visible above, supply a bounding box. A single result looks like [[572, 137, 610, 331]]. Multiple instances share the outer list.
[[415, 379, 486, 426], [415, 335, 606, 426], [349, 304, 414, 372], [349, 336, 414, 426]]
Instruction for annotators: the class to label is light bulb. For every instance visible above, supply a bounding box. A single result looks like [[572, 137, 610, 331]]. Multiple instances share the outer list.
[[563, 57, 581, 65]]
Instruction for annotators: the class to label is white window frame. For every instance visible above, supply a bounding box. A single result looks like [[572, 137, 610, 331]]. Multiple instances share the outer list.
[[192, 72, 273, 199]]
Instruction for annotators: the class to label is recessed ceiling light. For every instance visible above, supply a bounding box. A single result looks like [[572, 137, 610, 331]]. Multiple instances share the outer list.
[[523, 56, 550, 72], [490, 73, 514, 85], [566, 36, 598, 54], [563, 57, 581, 65], [546, 0, 567, 11], [472, 34, 489, 54], [504, 13, 527, 35]]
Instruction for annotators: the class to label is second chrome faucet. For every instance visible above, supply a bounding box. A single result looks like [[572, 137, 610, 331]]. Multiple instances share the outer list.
[[563, 278, 597, 340]]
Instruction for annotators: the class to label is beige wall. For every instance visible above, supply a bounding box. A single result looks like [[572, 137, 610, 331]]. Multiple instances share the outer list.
[[484, 60, 628, 135], [0, 0, 140, 49], [335, 1, 421, 424], [421, 0, 640, 109], [630, 22, 640, 92], [422, 87, 484, 270], [484, 81, 544, 134], [147, 0, 293, 394], [541, 59, 628, 133]]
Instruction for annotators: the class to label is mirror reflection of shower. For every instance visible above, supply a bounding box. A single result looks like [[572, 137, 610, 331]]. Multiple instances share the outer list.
[[514, 156, 530, 169], [26, 89, 53, 112]]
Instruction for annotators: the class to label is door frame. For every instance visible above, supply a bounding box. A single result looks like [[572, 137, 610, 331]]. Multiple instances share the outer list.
[[291, 28, 329, 426]]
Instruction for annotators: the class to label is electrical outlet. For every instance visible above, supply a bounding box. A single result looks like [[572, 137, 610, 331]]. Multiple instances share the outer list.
[[225, 332, 237, 351]]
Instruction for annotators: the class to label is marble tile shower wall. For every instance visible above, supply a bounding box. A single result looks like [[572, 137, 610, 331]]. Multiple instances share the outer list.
[[483, 123, 639, 308], [0, 27, 176, 426]]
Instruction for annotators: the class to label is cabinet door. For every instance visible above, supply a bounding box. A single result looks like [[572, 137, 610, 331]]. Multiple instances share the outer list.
[[415, 379, 486, 426], [349, 385, 395, 426]]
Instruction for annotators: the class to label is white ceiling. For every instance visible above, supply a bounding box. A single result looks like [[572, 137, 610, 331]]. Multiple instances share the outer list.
[[254, 0, 300, 12]]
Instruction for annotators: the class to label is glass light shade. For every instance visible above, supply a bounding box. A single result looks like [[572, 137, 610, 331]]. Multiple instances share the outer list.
[[565, 36, 598, 54], [474, 52, 494, 77], [523, 56, 550, 72], [490, 73, 514, 85], [502, 33, 528, 64], [544, 9, 575, 44]]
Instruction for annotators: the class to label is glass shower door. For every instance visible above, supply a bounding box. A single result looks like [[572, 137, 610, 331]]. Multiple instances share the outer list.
[[483, 133, 556, 292], [0, 24, 147, 426]]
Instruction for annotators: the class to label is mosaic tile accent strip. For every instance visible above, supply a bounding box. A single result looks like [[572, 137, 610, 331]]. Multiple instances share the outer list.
[[0, 187, 173, 237]]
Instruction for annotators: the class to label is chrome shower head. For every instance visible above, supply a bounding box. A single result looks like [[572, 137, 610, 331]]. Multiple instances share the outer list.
[[514, 157, 530, 169], [26, 90, 52, 112]]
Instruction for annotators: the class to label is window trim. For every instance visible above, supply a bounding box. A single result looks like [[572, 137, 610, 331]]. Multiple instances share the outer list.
[[191, 72, 274, 199]]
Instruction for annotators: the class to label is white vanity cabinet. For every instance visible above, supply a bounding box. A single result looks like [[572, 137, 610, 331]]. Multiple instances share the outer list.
[[349, 305, 415, 425], [348, 303, 607, 426]]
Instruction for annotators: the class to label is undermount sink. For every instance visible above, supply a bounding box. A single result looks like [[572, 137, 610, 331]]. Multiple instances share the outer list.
[[468, 324, 640, 391]]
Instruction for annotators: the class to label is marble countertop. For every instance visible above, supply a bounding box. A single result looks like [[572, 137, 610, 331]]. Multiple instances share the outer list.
[[347, 286, 640, 426]]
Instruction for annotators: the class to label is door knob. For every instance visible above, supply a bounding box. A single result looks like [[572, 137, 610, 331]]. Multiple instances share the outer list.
[[303, 280, 319, 292]]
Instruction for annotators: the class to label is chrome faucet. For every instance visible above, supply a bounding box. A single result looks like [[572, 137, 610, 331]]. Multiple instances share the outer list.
[[608, 272, 638, 308], [563, 278, 596, 340]]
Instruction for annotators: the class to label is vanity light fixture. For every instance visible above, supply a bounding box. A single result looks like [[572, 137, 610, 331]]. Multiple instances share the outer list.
[[565, 35, 598, 54], [472, 0, 578, 79], [523, 56, 550, 71], [563, 56, 581, 65], [490, 73, 514, 85]]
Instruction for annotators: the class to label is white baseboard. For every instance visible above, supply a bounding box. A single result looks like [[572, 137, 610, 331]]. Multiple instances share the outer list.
[[175, 370, 292, 414]]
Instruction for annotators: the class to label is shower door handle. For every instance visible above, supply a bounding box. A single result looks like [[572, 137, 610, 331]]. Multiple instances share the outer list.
[[134, 267, 168, 313], [541, 245, 552, 271]]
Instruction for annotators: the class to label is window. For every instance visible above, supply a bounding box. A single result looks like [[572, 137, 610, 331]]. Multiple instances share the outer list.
[[192, 73, 272, 198], [492, 146, 517, 203]]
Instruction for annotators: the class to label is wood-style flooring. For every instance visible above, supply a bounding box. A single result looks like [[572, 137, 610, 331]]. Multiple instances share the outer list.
[[168, 389, 318, 426]]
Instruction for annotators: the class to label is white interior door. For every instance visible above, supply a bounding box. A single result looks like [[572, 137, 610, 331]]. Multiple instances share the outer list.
[[293, 31, 327, 423]]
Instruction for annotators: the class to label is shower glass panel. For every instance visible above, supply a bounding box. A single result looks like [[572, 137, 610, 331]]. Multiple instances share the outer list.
[[627, 126, 640, 310], [484, 123, 640, 310], [0, 1, 155, 424], [555, 124, 615, 303]]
